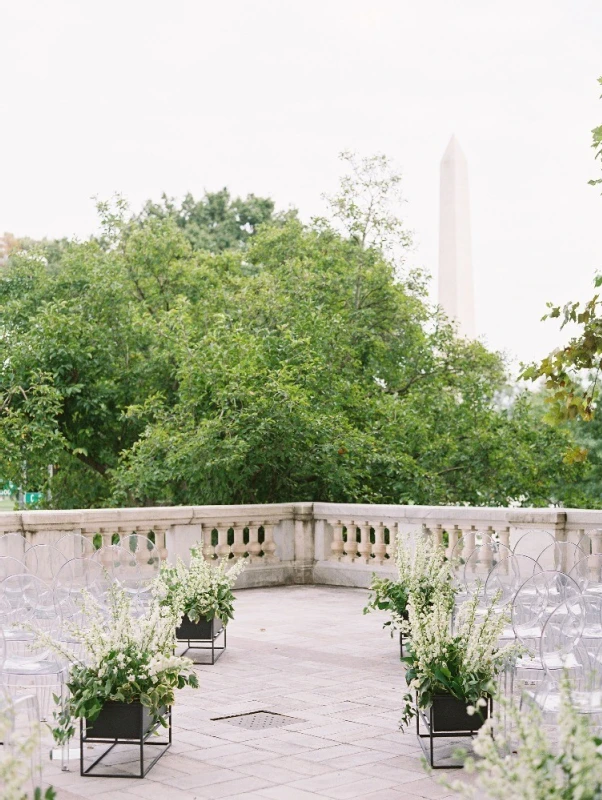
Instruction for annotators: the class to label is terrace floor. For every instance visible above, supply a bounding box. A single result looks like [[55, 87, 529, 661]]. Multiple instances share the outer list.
[[46, 585, 463, 800]]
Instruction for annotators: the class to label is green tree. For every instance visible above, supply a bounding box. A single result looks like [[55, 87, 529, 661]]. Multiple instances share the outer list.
[[522, 77, 602, 431], [138, 188, 289, 253], [0, 161, 583, 508]]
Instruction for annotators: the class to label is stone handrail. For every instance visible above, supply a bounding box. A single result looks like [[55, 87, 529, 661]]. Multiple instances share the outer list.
[[1, 502, 601, 588]]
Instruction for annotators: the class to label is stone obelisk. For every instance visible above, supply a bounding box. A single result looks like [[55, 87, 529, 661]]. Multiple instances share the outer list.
[[438, 136, 475, 338]]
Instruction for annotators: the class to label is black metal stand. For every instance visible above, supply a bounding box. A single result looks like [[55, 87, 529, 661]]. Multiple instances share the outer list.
[[178, 623, 227, 664], [416, 695, 492, 769], [80, 708, 172, 778]]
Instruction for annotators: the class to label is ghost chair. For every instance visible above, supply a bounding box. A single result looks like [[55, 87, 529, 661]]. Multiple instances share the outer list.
[[511, 571, 582, 686], [570, 554, 602, 596], [92, 545, 144, 611], [512, 529, 556, 560], [537, 541, 588, 575], [119, 533, 161, 609], [0, 533, 30, 561], [55, 533, 96, 560], [0, 556, 29, 582], [24, 544, 68, 586], [460, 542, 513, 607], [0, 574, 68, 734]]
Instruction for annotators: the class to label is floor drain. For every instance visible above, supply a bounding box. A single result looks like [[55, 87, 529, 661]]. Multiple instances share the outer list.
[[211, 711, 299, 729]]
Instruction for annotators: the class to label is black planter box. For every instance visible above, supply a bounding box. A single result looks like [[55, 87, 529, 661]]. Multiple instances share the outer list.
[[416, 692, 492, 769], [429, 694, 488, 733], [176, 613, 227, 664], [85, 701, 167, 740], [81, 702, 171, 778], [176, 614, 223, 640]]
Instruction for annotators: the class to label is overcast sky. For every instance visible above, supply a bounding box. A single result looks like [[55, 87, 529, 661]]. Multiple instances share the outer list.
[[2, 0, 601, 369]]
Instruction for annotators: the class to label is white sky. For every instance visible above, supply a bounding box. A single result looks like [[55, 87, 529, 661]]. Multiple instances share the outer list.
[[1, 0, 601, 369]]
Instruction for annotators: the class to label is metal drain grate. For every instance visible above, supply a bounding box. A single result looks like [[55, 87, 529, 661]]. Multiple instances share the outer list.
[[211, 711, 299, 730]]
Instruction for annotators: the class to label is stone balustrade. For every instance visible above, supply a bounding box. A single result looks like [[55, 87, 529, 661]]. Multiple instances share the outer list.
[[1, 502, 602, 588]]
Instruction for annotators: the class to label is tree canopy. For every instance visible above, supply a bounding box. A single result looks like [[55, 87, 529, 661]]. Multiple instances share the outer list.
[[0, 157, 584, 509]]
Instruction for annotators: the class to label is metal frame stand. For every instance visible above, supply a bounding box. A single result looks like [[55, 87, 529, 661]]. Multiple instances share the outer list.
[[80, 708, 172, 778], [416, 695, 493, 769], [178, 624, 227, 665]]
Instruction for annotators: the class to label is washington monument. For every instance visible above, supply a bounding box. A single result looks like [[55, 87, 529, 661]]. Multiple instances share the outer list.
[[438, 136, 476, 338]]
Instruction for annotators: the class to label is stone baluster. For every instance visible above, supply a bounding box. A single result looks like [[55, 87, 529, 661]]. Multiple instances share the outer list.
[[330, 521, 345, 561], [357, 522, 372, 564], [215, 525, 232, 560], [447, 525, 460, 559], [81, 528, 95, 551], [463, 526, 476, 559], [247, 524, 262, 562], [591, 529, 602, 556], [100, 527, 112, 550], [202, 524, 215, 561], [431, 524, 444, 548], [231, 523, 247, 560], [154, 528, 168, 561], [373, 522, 387, 564], [344, 522, 359, 563], [262, 523, 278, 563], [498, 526, 511, 551], [385, 524, 396, 561]]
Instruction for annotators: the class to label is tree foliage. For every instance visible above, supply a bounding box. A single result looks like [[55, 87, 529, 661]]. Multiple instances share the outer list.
[[522, 77, 602, 433], [0, 161, 584, 509]]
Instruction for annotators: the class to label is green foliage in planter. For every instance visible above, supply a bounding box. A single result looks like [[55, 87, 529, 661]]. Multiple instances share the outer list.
[[400, 590, 521, 729], [155, 546, 245, 624], [365, 532, 454, 631], [32, 585, 199, 744], [364, 575, 409, 630]]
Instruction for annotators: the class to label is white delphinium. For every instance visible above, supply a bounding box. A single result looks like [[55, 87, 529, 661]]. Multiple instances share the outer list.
[[32, 584, 199, 745], [155, 545, 246, 625], [445, 675, 602, 799], [401, 589, 522, 728], [365, 530, 453, 631]]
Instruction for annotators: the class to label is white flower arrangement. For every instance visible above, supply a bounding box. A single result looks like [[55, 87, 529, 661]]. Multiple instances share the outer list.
[[155, 545, 246, 625], [0, 705, 55, 800], [401, 587, 521, 728], [365, 531, 454, 630], [445, 675, 602, 799], [33, 584, 198, 744]]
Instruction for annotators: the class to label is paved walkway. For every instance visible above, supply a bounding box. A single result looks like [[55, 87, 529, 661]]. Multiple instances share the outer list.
[[46, 585, 462, 800]]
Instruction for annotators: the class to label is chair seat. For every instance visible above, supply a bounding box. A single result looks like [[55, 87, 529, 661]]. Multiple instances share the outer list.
[[2, 628, 35, 642], [2, 657, 64, 676], [535, 690, 602, 714]]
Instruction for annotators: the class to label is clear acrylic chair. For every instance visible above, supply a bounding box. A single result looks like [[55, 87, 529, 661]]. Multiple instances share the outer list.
[[0, 533, 30, 561], [539, 594, 586, 672], [450, 530, 494, 566], [0, 574, 69, 729], [54, 557, 112, 657], [537, 541, 588, 575], [570, 554, 602, 595], [512, 529, 555, 559], [92, 544, 144, 602], [484, 554, 542, 626], [576, 532, 593, 556], [0, 556, 29, 581], [24, 544, 68, 585], [578, 592, 602, 645], [511, 570, 582, 680], [55, 533, 96, 560], [119, 534, 161, 607], [461, 541, 513, 604], [531, 607, 602, 731]]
